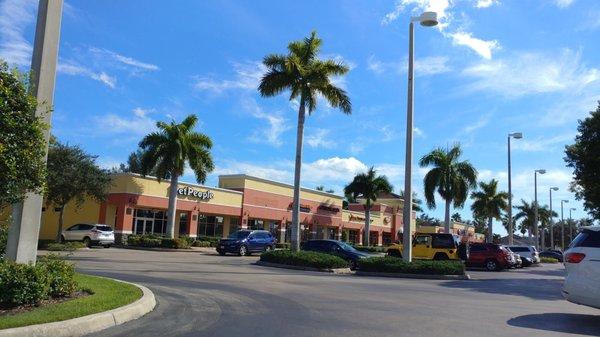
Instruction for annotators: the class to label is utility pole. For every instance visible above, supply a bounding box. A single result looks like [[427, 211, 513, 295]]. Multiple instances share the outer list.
[[6, 0, 63, 264]]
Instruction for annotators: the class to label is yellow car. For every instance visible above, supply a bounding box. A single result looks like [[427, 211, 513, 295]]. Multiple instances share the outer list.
[[386, 233, 466, 260]]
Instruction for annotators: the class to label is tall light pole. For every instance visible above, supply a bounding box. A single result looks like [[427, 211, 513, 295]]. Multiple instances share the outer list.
[[569, 207, 576, 243], [533, 169, 546, 250], [560, 199, 569, 251], [402, 11, 438, 263], [6, 0, 63, 264], [549, 187, 558, 250], [507, 132, 523, 245]]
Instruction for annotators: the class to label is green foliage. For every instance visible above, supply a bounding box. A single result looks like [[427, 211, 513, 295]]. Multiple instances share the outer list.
[[0, 261, 50, 308], [0, 220, 8, 256], [565, 102, 600, 219], [46, 242, 87, 251], [513, 199, 557, 236], [38, 254, 77, 297], [341, 230, 349, 242], [419, 143, 478, 212], [127, 234, 191, 249], [344, 167, 393, 208], [275, 243, 291, 249], [0, 61, 47, 205], [470, 179, 509, 241], [357, 257, 465, 275], [540, 257, 559, 264], [160, 238, 191, 249], [352, 245, 387, 253], [197, 236, 220, 247], [192, 240, 212, 247], [260, 250, 348, 269]]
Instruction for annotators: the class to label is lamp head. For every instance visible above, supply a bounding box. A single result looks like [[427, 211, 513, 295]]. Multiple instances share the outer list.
[[551, 187, 559, 191], [511, 132, 523, 139], [418, 12, 438, 27], [536, 169, 547, 174], [562, 200, 569, 203]]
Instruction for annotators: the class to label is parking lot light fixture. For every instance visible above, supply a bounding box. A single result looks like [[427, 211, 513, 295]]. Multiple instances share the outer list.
[[402, 11, 438, 263], [507, 132, 523, 245], [549, 187, 558, 250], [561, 200, 569, 251], [533, 169, 546, 250]]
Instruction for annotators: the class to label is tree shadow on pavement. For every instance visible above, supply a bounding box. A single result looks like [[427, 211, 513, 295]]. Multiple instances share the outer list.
[[507, 313, 600, 336], [442, 278, 564, 300]]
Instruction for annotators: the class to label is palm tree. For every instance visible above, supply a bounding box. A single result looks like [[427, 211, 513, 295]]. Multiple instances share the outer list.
[[419, 143, 478, 233], [470, 179, 509, 243], [513, 199, 555, 245], [139, 114, 214, 238], [259, 31, 351, 251], [344, 167, 393, 246]]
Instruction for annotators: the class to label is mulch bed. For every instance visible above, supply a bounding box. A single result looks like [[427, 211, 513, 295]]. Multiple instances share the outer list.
[[0, 291, 90, 317]]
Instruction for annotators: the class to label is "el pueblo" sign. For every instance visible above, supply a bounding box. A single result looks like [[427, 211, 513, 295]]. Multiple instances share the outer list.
[[177, 186, 214, 200]]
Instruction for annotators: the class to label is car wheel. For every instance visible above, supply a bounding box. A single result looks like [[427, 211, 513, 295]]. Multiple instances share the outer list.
[[218, 250, 226, 256], [387, 249, 402, 258], [103, 244, 111, 248], [238, 245, 248, 256], [83, 237, 91, 248], [350, 261, 357, 270], [433, 253, 449, 261], [485, 259, 499, 271]]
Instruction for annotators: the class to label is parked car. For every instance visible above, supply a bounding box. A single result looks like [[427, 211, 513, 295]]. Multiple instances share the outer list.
[[61, 223, 114, 248], [386, 233, 468, 261], [302, 239, 369, 269], [503, 246, 522, 268], [507, 245, 540, 264], [521, 256, 533, 267], [540, 250, 564, 262], [562, 226, 600, 309], [466, 243, 512, 271], [217, 230, 276, 256]]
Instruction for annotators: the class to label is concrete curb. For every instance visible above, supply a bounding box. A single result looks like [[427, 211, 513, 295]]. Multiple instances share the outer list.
[[355, 271, 471, 280], [255, 260, 352, 274], [0, 278, 156, 337]]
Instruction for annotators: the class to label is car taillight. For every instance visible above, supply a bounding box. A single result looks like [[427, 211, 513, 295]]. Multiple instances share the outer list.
[[565, 252, 586, 263]]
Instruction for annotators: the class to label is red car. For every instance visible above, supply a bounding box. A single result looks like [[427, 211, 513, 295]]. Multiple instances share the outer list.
[[466, 243, 512, 271]]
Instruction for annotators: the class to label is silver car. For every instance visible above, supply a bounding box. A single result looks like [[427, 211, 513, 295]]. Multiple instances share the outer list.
[[507, 245, 540, 264], [61, 223, 114, 248]]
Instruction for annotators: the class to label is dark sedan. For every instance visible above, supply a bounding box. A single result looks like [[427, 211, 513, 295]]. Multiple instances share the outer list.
[[301, 239, 370, 269], [217, 230, 276, 256], [540, 250, 564, 262]]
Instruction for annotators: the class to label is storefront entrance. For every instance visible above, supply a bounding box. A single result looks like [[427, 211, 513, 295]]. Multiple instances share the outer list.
[[133, 209, 167, 235]]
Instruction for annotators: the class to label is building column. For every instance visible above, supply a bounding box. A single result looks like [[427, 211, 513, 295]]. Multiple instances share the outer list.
[[98, 202, 107, 223], [188, 211, 198, 238], [115, 203, 133, 244], [310, 223, 317, 240], [279, 222, 286, 243], [358, 230, 363, 246], [377, 230, 383, 246]]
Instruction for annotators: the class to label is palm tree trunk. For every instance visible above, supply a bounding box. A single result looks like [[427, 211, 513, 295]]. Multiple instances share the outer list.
[[56, 206, 64, 243], [290, 101, 306, 252], [166, 174, 179, 238], [364, 201, 371, 246], [444, 199, 451, 233], [487, 217, 493, 243]]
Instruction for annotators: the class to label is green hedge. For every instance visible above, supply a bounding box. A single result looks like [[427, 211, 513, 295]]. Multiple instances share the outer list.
[[192, 240, 212, 247], [540, 257, 559, 263], [0, 221, 8, 256], [352, 245, 387, 253], [197, 236, 220, 247], [275, 243, 290, 249], [357, 257, 465, 275], [46, 242, 87, 251], [260, 250, 348, 269], [0, 254, 77, 308], [127, 234, 191, 249]]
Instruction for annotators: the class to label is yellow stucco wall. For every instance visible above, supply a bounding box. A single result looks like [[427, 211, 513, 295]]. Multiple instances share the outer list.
[[40, 199, 101, 240]]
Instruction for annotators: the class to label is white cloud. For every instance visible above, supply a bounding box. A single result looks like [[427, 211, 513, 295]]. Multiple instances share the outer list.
[[89, 47, 160, 72], [555, 0, 575, 8], [242, 98, 291, 147], [475, 0, 499, 8], [382, 0, 452, 30], [306, 129, 336, 148], [367, 55, 450, 76], [0, 0, 36, 66], [303, 157, 369, 183], [194, 61, 265, 94], [95, 107, 156, 135], [448, 31, 499, 60], [461, 49, 600, 98], [57, 61, 117, 88], [414, 127, 425, 137], [463, 113, 491, 133], [380, 125, 397, 142], [214, 162, 293, 183], [512, 133, 575, 152]]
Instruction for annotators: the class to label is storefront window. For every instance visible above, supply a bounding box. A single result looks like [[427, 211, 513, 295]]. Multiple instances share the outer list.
[[198, 215, 224, 238], [132, 209, 167, 235], [348, 230, 358, 244], [369, 232, 379, 246], [179, 212, 189, 235], [229, 217, 240, 234], [248, 219, 264, 230]]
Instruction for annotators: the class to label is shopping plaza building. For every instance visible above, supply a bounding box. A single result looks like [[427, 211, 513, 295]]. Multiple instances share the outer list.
[[3, 173, 484, 245]]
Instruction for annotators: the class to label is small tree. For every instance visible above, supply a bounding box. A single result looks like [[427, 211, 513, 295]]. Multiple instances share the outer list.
[[0, 61, 47, 206], [344, 167, 393, 246], [46, 140, 112, 242], [565, 102, 600, 220], [470, 179, 508, 243]]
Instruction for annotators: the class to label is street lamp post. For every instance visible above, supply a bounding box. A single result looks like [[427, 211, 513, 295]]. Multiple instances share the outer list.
[[560, 199, 569, 251], [507, 132, 522, 245], [402, 11, 438, 263], [569, 207, 576, 243], [533, 169, 546, 250], [549, 187, 558, 250]]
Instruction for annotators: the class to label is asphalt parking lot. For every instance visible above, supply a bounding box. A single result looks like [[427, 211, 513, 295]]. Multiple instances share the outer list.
[[65, 248, 599, 337]]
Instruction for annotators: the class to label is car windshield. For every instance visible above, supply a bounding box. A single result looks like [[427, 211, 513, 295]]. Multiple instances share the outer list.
[[96, 225, 112, 232], [228, 230, 251, 239], [509, 246, 529, 252], [338, 241, 360, 253]]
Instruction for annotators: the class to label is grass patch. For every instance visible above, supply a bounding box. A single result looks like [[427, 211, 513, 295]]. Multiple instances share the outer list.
[[540, 257, 560, 264], [260, 249, 348, 269], [0, 273, 142, 330], [357, 256, 465, 275]]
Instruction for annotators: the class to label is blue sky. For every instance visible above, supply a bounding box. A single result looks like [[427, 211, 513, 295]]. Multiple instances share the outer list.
[[2, 0, 599, 235]]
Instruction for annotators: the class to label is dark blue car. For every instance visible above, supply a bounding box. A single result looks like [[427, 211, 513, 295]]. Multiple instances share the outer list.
[[301, 239, 369, 269], [217, 230, 276, 256]]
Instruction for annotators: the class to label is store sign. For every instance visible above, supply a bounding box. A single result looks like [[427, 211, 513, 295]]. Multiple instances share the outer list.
[[288, 202, 311, 213], [317, 205, 340, 213], [177, 186, 214, 200], [349, 214, 373, 223]]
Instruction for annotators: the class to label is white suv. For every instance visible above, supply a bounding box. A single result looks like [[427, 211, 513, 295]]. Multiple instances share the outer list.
[[61, 223, 114, 248], [563, 226, 600, 309], [507, 245, 540, 264]]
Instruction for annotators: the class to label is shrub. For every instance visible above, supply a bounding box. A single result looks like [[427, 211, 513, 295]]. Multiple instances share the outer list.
[[192, 240, 212, 247], [0, 261, 50, 307], [260, 250, 348, 269], [0, 220, 8, 256], [352, 245, 387, 253], [541, 257, 559, 264], [275, 243, 290, 249], [46, 242, 87, 251], [37, 239, 54, 250], [197, 236, 220, 246], [39, 254, 77, 297], [127, 234, 162, 248], [357, 257, 465, 275], [179, 235, 196, 246], [160, 238, 190, 249]]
